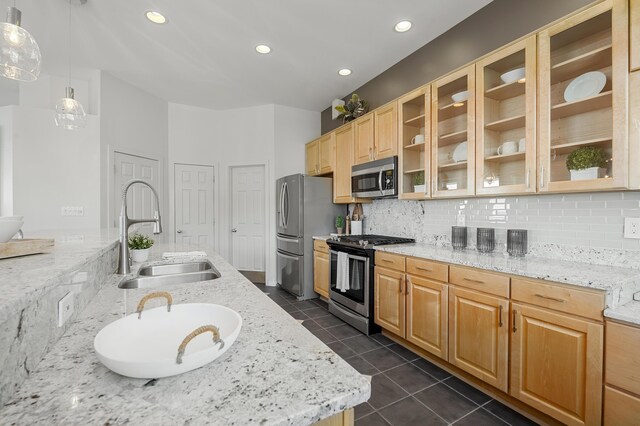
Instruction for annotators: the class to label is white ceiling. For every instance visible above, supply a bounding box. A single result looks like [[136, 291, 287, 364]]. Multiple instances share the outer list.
[[8, 0, 492, 111]]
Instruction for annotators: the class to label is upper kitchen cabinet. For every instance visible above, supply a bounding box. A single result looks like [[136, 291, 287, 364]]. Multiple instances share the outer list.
[[631, 0, 640, 71], [476, 36, 537, 195], [538, 0, 629, 192], [306, 134, 335, 176], [333, 122, 364, 204], [306, 139, 320, 175], [398, 86, 431, 200], [374, 101, 398, 160], [354, 112, 375, 165], [431, 65, 476, 198]]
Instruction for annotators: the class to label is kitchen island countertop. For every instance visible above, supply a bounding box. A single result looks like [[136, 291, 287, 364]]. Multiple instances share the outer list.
[[0, 245, 370, 425]]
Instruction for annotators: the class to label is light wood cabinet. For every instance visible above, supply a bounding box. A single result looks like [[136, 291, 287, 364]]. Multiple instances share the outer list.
[[354, 113, 375, 165], [407, 274, 448, 360], [510, 303, 603, 426], [374, 266, 406, 338], [313, 250, 330, 298], [306, 140, 320, 175], [605, 321, 640, 396], [431, 65, 476, 198], [374, 102, 398, 160], [306, 135, 334, 176], [475, 36, 537, 195], [538, 0, 629, 192], [631, 0, 640, 71], [398, 87, 431, 200], [604, 385, 640, 425], [449, 286, 509, 392]]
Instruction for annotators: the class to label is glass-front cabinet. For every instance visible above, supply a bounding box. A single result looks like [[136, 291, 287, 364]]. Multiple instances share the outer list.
[[538, 0, 628, 192], [476, 36, 537, 195], [431, 65, 476, 198], [398, 86, 430, 199]]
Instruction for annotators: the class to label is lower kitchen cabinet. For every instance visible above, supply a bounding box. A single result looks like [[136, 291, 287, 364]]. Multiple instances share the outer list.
[[374, 266, 406, 338], [448, 286, 509, 392], [313, 250, 329, 298], [510, 303, 603, 426], [406, 274, 448, 360], [604, 385, 640, 425]]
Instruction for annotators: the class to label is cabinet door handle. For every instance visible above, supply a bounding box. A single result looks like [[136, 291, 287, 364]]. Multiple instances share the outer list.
[[540, 166, 545, 188], [405, 276, 410, 295], [417, 266, 433, 272], [526, 168, 530, 189], [463, 277, 484, 284], [399, 277, 404, 294], [381, 259, 393, 263], [512, 309, 517, 333], [499, 305, 503, 327], [534, 294, 566, 303]]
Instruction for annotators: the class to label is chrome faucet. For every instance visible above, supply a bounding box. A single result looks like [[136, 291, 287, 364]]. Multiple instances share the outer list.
[[117, 179, 162, 275]]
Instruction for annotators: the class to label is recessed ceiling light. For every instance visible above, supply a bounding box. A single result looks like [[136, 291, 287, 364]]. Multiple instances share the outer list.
[[255, 44, 271, 54], [145, 10, 167, 25], [338, 69, 352, 76], [394, 20, 412, 33]]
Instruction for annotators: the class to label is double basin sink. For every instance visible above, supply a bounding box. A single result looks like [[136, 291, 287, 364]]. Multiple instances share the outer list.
[[119, 260, 221, 289]]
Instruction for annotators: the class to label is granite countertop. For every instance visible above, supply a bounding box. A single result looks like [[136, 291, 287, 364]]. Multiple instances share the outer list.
[[0, 245, 370, 425], [605, 300, 640, 326], [375, 243, 640, 310], [0, 229, 120, 324]]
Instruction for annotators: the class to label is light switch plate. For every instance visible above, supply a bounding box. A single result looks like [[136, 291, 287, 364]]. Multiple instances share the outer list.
[[58, 292, 74, 327], [624, 217, 640, 239]]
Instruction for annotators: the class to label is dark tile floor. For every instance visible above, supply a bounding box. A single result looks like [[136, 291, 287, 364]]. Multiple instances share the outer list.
[[254, 284, 539, 426]]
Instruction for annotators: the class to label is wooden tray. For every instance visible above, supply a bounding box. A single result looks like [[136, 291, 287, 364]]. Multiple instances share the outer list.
[[0, 239, 55, 259]]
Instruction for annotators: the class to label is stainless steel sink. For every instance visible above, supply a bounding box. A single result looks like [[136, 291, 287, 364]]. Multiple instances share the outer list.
[[138, 261, 213, 276], [119, 261, 221, 289]]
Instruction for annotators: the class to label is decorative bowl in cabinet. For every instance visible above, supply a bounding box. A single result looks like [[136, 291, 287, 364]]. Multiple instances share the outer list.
[[500, 67, 526, 84], [451, 91, 468, 103], [452, 141, 468, 163]]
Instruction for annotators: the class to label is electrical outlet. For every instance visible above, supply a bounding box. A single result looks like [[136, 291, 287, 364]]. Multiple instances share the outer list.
[[58, 292, 74, 327], [61, 207, 84, 217], [624, 217, 640, 239]]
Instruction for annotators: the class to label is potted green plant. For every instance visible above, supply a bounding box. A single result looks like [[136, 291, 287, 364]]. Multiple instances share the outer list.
[[335, 215, 345, 235], [334, 93, 369, 123], [566, 146, 607, 181], [128, 232, 154, 263], [413, 171, 426, 193]]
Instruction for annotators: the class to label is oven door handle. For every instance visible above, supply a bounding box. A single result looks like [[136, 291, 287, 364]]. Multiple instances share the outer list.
[[330, 250, 369, 263]]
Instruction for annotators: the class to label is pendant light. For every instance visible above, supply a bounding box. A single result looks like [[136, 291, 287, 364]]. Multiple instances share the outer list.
[[54, 0, 86, 130], [0, 1, 42, 81]]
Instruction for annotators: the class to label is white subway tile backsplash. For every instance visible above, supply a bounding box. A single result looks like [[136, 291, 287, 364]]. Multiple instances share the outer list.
[[361, 191, 640, 269]]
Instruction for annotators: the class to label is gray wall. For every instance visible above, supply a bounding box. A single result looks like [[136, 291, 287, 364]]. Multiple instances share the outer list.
[[321, 0, 595, 133]]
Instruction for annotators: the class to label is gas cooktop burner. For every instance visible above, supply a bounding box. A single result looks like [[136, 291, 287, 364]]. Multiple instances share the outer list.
[[327, 234, 415, 248]]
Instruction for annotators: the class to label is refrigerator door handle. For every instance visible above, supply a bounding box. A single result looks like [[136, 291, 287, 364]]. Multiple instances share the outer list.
[[279, 182, 285, 228], [283, 182, 289, 229]]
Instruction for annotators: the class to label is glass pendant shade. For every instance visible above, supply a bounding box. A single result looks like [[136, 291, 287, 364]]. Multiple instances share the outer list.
[[55, 87, 86, 130], [0, 7, 41, 81]]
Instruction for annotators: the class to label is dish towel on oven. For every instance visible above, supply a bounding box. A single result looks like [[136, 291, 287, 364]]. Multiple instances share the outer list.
[[336, 252, 350, 292]]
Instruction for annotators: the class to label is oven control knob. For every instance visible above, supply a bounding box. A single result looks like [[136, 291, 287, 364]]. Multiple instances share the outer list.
[[359, 240, 369, 246]]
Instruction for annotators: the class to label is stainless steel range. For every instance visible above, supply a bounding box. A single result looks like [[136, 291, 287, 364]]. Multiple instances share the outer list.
[[326, 234, 414, 335]]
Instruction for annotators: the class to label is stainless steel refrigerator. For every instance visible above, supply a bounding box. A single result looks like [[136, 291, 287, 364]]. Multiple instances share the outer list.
[[276, 174, 342, 300]]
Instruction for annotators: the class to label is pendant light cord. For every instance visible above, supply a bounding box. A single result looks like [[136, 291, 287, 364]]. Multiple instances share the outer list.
[[68, 0, 71, 87]]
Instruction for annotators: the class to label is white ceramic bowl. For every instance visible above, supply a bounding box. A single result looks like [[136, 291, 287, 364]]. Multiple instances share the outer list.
[[452, 141, 468, 163], [0, 220, 23, 242], [0, 216, 23, 222], [500, 67, 526, 84], [94, 303, 242, 379], [451, 91, 469, 103]]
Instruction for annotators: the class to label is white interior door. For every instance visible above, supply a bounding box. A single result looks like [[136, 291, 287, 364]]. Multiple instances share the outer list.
[[230, 165, 265, 272], [113, 152, 160, 234], [174, 163, 215, 248]]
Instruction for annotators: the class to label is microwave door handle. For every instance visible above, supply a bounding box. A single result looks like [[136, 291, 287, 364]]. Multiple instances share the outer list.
[[378, 170, 384, 196]]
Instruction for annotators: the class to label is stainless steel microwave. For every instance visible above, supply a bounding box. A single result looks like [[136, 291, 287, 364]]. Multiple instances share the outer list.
[[351, 156, 398, 198]]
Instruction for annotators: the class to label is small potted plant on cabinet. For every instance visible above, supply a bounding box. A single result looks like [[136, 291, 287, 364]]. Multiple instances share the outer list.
[[335, 215, 345, 235], [413, 171, 426, 193], [566, 146, 607, 181], [128, 233, 154, 263]]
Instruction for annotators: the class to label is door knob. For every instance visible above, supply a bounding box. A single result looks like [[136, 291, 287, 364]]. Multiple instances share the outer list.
[[231, 228, 237, 233], [176, 230, 182, 233]]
